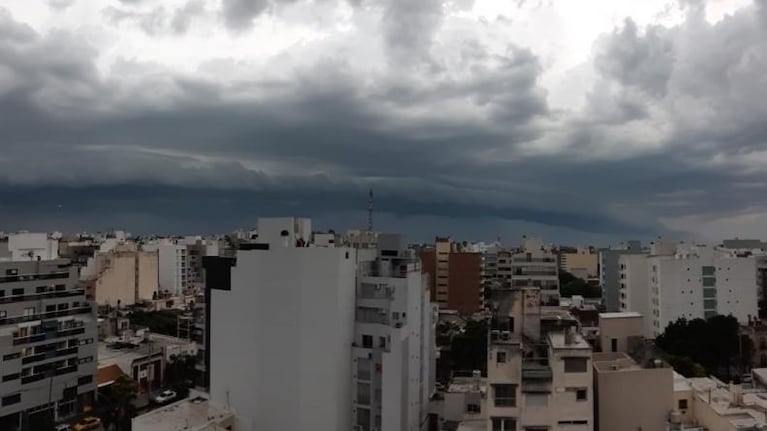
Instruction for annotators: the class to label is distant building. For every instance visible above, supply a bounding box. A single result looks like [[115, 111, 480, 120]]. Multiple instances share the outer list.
[[559, 248, 598, 280], [81, 243, 159, 306], [599, 241, 644, 312], [0, 259, 97, 430], [619, 244, 759, 337], [509, 238, 559, 305], [421, 237, 483, 315]]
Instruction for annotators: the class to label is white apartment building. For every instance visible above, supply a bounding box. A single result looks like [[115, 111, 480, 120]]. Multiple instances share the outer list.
[[620, 244, 759, 337], [144, 237, 221, 295], [206, 218, 435, 431], [352, 234, 435, 431], [509, 238, 559, 305], [487, 288, 593, 431]]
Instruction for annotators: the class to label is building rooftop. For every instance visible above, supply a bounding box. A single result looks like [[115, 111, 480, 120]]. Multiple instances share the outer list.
[[685, 377, 767, 427], [447, 376, 486, 394], [592, 352, 667, 372], [98, 340, 162, 374], [547, 331, 591, 349], [599, 312, 643, 319], [96, 364, 126, 388], [131, 392, 234, 431]]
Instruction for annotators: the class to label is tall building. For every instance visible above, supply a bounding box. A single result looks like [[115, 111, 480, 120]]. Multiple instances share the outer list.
[[619, 244, 759, 337], [80, 243, 159, 306], [486, 287, 594, 430], [353, 234, 435, 431], [420, 237, 483, 315], [144, 237, 221, 295], [0, 259, 97, 431], [509, 238, 559, 306], [205, 218, 436, 431], [599, 241, 644, 312]]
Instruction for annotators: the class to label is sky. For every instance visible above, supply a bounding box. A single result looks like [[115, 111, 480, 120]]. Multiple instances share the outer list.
[[0, 0, 766, 245]]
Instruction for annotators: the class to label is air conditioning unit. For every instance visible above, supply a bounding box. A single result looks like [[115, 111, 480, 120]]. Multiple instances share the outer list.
[[501, 331, 511, 341], [490, 330, 500, 341]]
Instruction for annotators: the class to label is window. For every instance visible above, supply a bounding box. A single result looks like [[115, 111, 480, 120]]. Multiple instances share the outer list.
[[58, 303, 69, 311], [496, 351, 507, 363], [362, 335, 373, 349], [46, 305, 56, 313], [564, 357, 588, 373], [2, 394, 20, 406], [576, 389, 587, 401], [493, 384, 517, 407], [703, 299, 717, 309], [36, 286, 47, 293], [0, 310, 5, 318], [12, 288, 24, 296], [23, 307, 35, 316], [357, 382, 370, 405], [467, 403, 481, 413], [678, 399, 688, 410], [702, 266, 715, 276], [491, 417, 517, 431], [78, 375, 93, 386], [356, 407, 370, 431], [379, 336, 386, 349], [703, 289, 716, 298], [611, 338, 618, 353], [702, 277, 716, 287], [357, 359, 371, 381]]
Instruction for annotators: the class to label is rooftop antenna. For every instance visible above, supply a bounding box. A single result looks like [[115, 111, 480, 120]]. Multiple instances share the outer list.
[[367, 186, 374, 232]]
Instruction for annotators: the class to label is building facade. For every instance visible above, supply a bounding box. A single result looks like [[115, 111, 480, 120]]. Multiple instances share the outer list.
[[352, 234, 435, 431], [599, 241, 644, 312], [487, 287, 593, 431], [509, 238, 559, 306], [421, 238, 483, 315], [81, 245, 159, 306], [0, 259, 97, 431]]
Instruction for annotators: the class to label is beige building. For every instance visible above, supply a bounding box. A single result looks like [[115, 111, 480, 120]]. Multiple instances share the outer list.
[[487, 287, 593, 431], [593, 352, 674, 431], [598, 312, 644, 354], [679, 377, 767, 430], [560, 249, 598, 279], [82, 243, 159, 305]]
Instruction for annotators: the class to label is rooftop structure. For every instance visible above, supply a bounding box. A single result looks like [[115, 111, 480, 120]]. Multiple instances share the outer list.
[[131, 393, 234, 431]]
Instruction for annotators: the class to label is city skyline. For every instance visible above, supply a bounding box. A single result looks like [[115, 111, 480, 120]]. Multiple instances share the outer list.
[[2, 0, 767, 243]]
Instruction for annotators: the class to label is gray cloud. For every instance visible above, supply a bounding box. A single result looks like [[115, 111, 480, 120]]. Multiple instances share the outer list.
[[382, 0, 444, 64], [2, 3, 767, 242], [221, 0, 271, 30]]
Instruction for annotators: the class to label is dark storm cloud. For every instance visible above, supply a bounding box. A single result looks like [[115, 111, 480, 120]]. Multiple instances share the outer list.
[[2, 2, 767, 240]]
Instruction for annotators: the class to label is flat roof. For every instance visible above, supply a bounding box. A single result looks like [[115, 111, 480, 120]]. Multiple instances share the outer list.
[[599, 312, 643, 319], [131, 392, 233, 431], [593, 352, 642, 372], [547, 332, 591, 349]]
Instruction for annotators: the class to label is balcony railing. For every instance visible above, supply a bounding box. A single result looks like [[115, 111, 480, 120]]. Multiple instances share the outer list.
[[13, 323, 87, 345], [0, 289, 85, 305], [2, 306, 92, 327], [21, 347, 78, 365], [0, 272, 71, 284]]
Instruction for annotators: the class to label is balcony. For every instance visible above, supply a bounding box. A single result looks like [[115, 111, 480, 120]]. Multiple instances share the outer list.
[[13, 322, 87, 345], [0, 271, 71, 284], [522, 359, 552, 392], [2, 306, 92, 327], [512, 257, 556, 263], [21, 347, 78, 365], [0, 289, 85, 305]]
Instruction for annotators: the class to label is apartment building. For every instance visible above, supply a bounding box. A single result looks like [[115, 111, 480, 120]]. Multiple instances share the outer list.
[[0, 259, 97, 431], [649, 246, 757, 337], [558, 248, 598, 280], [599, 241, 644, 312], [487, 287, 593, 431], [421, 238, 483, 315], [204, 218, 436, 431], [80, 242, 159, 306], [352, 234, 435, 431], [3, 233, 60, 262], [509, 238, 559, 306]]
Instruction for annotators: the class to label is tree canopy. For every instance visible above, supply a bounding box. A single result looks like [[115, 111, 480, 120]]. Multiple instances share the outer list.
[[558, 270, 601, 298], [656, 315, 750, 379]]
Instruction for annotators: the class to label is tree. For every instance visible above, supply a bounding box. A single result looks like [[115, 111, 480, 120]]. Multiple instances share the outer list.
[[656, 315, 742, 379], [558, 270, 601, 298], [110, 375, 138, 431], [450, 320, 488, 375], [164, 354, 197, 398]]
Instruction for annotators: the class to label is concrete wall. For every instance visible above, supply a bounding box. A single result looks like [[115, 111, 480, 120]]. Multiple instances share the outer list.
[[136, 251, 159, 300], [599, 315, 643, 353], [7, 233, 59, 261], [210, 247, 356, 431], [595, 366, 673, 431], [561, 252, 598, 278], [91, 251, 158, 306], [619, 254, 652, 337]]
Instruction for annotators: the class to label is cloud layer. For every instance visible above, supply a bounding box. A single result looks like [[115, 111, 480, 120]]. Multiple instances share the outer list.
[[0, 0, 766, 242]]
